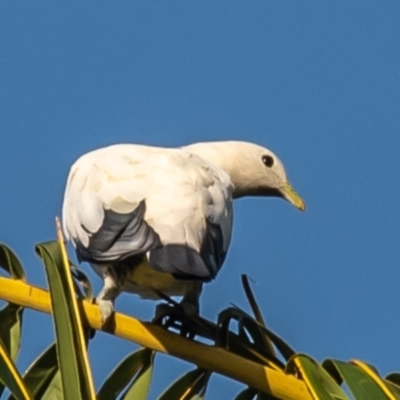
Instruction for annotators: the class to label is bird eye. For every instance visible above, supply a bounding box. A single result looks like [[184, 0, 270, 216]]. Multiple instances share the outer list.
[[262, 155, 274, 168]]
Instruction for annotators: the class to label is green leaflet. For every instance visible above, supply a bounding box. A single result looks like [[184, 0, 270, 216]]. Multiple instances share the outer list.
[[352, 360, 397, 399], [0, 338, 32, 400], [36, 241, 95, 400], [39, 372, 63, 400], [0, 244, 25, 398], [17, 343, 59, 400], [97, 347, 154, 400], [122, 350, 155, 400], [0, 303, 24, 398], [386, 374, 400, 399], [241, 275, 275, 358], [217, 307, 284, 369], [288, 355, 348, 400], [0, 244, 25, 280], [0, 304, 23, 363], [158, 368, 211, 400], [387, 373, 400, 387], [384, 380, 400, 400], [323, 359, 393, 400]]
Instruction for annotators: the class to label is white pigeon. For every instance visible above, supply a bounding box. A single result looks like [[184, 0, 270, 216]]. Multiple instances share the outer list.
[[62, 141, 305, 322]]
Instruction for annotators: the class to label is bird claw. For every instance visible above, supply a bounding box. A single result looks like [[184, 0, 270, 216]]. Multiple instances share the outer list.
[[153, 302, 199, 339], [154, 302, 174, 322]]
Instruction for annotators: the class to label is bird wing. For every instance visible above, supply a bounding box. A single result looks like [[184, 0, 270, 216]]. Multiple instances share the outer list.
[[62, 144, 233, 280]]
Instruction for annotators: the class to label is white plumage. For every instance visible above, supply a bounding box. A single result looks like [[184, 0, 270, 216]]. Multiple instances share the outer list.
[[62, 141, 305, 321]]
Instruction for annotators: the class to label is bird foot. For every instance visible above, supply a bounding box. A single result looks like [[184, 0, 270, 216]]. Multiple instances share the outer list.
[[153, 302, 200, 339], [154, 302, 174, 322], [96, 298, 115, 324]]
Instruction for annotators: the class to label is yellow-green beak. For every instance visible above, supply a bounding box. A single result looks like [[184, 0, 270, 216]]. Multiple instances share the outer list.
[[280, 182, 306, 212]]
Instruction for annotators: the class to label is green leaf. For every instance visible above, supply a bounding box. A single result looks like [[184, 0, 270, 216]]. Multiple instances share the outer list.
[[122, 351, 155, 400], [257, 326, 295, 363], [0, 245, 25, 398], [384, 380, 400, 400], [386, 374, 400, 387], [217, 307, 284, 368], [288, 355, 348, 400], [97, 347, 154, 400], [157, 368, 211, 400], [241, 275, 275, 357], [36, 241, 95, 400], [323, 359, 392, 400], [0, 338, 32, 400], [352, 360, 397, 399], [218, 304, 295, 363], [0, 304, 24, 398], [40, 372, 63, 400], [0, 303, 23, 361], [241, 276, 266, 328], [0, 244, 25, 279], [18, 343, 59, 400]]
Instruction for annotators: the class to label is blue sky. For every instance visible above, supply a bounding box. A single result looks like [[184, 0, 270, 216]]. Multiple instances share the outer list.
[[1, 1, 399, 398]]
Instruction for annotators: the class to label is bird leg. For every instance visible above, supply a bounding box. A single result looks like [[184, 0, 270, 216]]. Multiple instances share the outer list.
[[96, 265, 125, 324], [153, 282, 203, 338], [180, 281, 202, 317]]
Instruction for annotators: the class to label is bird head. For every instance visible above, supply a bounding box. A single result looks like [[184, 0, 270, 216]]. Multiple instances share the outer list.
[[183, 141, 305, 211]]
